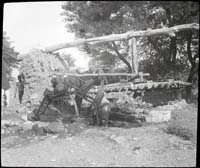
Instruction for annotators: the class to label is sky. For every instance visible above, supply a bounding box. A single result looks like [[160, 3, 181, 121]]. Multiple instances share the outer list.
[[3, 2, 90, 70]]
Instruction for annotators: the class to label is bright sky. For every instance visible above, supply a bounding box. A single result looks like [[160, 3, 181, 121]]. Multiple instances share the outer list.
[[3, 2, 90, 70]]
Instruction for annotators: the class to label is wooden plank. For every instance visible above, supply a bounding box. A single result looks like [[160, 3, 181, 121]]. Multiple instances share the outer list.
[[44, 23, 199, 52]]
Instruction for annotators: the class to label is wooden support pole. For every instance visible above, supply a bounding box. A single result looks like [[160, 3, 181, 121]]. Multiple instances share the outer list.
[[130, 39, 134, 74], [132, 38, 138, 74], [70, 94, 79, 118], [130, 37, 138, 74], [50, 72, 150, 77], [139, 72, 144, 82], [44, 23, 199, 52]]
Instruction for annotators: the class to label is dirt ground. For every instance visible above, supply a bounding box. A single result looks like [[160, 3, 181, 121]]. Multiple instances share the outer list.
[[1, 125, 196, 167], [1, 82, 197, 167]]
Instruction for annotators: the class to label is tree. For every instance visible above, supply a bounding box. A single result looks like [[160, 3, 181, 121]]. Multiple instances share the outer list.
[[61, 1, 149, 73], [144, 1, 199, 70], [143, 1, 199, 101], [2, 31, 19, 77], [61, 1, 199, 96]]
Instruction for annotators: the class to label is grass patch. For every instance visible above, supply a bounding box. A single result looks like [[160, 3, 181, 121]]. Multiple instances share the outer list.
[[165, 123, 194, 140], [163, 103, 197, 142]]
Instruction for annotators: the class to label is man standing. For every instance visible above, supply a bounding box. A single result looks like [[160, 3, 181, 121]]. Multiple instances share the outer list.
[[14, 75, 25, 104]]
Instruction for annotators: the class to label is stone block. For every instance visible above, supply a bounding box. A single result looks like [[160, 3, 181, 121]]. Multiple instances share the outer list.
[[32, 123, 47, 136], [135, 108, 144, 114], [39, 114, 60, 122], [34, 121, 49, 128], [67, 122, 86, 135], [46, 122, 65, 133], [156, 105, 174, 111], [27, 112, 39, 121], [30, 93, 40, 100], [143, 109, 150, 114], [146, 109, 171, 123], [21, 114, 28, 121], [21, 121, 35, 131]]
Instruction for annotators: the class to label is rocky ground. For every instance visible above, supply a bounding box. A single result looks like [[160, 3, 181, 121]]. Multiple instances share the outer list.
[[1, 81, 198, 167]]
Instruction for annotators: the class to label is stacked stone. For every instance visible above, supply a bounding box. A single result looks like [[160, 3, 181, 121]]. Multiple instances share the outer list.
[[18, 49, 69, 103]]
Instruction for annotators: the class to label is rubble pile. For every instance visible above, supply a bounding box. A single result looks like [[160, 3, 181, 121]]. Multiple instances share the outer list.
[[1, 117, 86, 137], [1, 120, 23, 135], [111, 98, 189, 124], [111, 96, 154, 123], [1, 98, 192, 139]]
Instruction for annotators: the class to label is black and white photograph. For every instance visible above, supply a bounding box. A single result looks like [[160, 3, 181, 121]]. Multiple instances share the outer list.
[[1, 1, 199, 167]]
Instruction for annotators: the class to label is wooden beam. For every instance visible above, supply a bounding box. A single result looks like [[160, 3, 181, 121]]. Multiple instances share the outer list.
[[44, 23, 199, 52], [51, 72, 150, 77]]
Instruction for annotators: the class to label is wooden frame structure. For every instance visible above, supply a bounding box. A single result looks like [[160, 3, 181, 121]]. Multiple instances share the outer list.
[[40, 23, 199, 126], [44, 23, 199, 75], [44, 23, 199, 51]]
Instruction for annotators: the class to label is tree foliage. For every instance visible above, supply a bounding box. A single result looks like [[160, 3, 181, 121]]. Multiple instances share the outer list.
[[61, 1, 148, 72], [142, 1, 199, 79], [61, 1, 199, 82], [2, 31, 19, 76]]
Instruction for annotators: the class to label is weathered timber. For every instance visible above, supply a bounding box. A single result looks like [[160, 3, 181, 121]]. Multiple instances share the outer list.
[[71, 95, 79, 118], [131, 38, 138, 74], [44, 23, 199, 52]]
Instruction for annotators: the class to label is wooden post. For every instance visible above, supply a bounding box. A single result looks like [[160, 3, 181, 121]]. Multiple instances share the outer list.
[[130, 39, 134, 74], [71, 94, 79, 118], [139, 72, 144, 82], [130, 38, 138, 74]]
